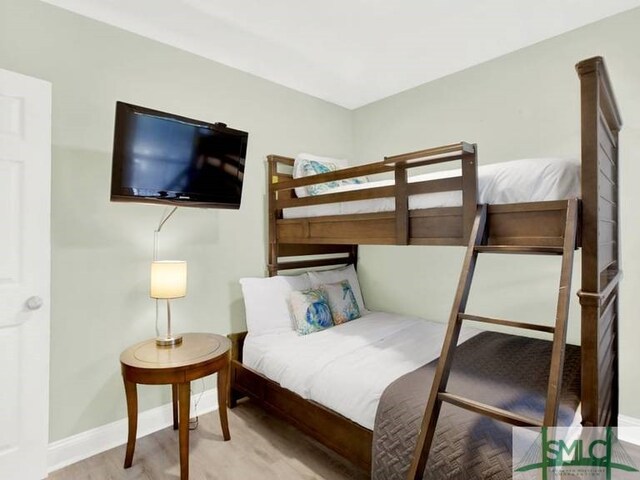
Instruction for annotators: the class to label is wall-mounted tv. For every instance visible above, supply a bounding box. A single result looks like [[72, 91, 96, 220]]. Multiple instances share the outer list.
[[111, 102, 248, 209]]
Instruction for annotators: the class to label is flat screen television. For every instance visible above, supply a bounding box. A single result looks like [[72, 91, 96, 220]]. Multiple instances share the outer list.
[[111, 102, 248, 209]]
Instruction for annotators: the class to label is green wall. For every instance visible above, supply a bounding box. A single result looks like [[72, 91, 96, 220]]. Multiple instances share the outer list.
[[0, 0, 353, 442], [1, 0, 639, 444], [352, 8, 640, 418]]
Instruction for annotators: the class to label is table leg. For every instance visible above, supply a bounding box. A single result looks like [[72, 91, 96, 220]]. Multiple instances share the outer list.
[[178, 382, 191, 480], [123, 378, 138, 468], [172, 384, 179, 430], [217, 356, 231, 441]]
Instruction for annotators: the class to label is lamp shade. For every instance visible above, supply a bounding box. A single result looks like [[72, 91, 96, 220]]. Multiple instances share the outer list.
[[150, 261, 187, 299]]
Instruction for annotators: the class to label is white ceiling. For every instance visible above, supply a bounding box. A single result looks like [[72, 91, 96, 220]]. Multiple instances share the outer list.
[[43, 0, 640, 109]]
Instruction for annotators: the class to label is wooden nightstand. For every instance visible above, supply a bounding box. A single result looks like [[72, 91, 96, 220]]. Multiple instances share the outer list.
[[120, 332, 231, 480]]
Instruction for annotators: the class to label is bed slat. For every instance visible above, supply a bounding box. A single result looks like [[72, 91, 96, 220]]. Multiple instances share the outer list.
[[474, 245, 564, 255], [277, 185, 396, 209], [437, 392, 543, 427], [458, 313, 555, 333], [383, 141, 474, 164]]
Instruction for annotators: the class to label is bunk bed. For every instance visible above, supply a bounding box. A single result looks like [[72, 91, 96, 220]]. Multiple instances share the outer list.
[[228, 56, 622, 475]]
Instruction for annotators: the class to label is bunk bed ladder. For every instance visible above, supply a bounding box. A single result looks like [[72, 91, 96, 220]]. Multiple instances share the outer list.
[[407, 198, 579, 480]]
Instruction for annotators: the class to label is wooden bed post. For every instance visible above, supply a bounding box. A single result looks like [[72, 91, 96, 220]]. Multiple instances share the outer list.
[[461, 143, 478, 242], [267, 155, 279, 277], [227, 332, 247, 408], [350, 245, 359, 269], [395, 164, 410, 245], [576, 57, 622, 427]]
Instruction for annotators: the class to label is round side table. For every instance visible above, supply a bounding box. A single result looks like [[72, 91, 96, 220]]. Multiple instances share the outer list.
[[120, 332, 231, 480]]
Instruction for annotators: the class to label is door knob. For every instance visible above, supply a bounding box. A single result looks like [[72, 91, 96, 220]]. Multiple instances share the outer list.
[[26, 296, 43, 310]]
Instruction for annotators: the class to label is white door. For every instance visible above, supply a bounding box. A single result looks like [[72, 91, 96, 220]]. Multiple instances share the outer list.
[[0, 69, 51, 479]]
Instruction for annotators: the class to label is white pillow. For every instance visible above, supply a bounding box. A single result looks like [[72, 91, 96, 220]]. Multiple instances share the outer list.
[[308, 265, 367, 312], [239, 273, 311, 336]]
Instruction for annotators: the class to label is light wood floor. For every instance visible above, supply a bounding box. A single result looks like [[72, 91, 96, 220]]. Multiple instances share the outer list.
[[49, 400, 368, 480], [47, 400, 640, 480]]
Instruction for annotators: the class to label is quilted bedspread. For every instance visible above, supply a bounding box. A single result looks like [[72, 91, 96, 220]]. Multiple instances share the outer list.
[[372, 331, 581, 479]]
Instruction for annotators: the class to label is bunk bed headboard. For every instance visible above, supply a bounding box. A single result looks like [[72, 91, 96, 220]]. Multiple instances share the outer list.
[[266, 155, 358, 276], [576, 56, 622, 427]]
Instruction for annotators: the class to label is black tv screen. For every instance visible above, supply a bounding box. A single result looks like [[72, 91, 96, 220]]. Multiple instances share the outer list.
[[111, 102, 248, 209]]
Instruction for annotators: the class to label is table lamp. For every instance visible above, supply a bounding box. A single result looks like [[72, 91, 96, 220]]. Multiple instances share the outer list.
[[150, 260, 187, 346]]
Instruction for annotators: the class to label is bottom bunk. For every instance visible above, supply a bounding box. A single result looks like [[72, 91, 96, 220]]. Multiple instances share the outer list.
[[228, 310, 582, 477]]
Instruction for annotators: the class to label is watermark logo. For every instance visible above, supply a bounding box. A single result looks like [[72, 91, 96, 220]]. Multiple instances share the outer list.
[[513, 427, 640, 479]]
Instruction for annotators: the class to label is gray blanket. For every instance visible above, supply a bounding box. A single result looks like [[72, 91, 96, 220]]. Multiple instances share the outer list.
[[372, 332, 581, 479]]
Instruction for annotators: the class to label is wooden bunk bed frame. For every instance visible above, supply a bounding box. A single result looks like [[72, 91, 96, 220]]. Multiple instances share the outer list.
[[227, 56, 622, 473]]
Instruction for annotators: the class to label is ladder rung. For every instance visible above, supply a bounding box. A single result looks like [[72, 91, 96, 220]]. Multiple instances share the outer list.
[[458, 313, 556, 334], [438, 392, 543, 427], [475, 245, 564, 255]]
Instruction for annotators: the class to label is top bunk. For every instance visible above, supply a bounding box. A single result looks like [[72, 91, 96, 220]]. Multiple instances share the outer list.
[[267, 58, 621, 260], [269, 141, 480, 247], [268, 143, 578, 250]]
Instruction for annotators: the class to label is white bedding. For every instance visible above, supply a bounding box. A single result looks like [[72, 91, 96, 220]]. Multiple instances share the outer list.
[[283, 157, 580, 219], [243, 311, 480, 429]]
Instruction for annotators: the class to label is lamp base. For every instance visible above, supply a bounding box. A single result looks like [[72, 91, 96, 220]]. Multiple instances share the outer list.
[[156, 334, 183, 347]]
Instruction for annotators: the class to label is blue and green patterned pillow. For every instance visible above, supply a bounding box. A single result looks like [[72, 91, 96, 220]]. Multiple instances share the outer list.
[[293, 157, 368, 197], [322, 280, 361, 325], [341, 176, 368, 187], [289, 288, 334, 335], [299, 160, 341, 196]]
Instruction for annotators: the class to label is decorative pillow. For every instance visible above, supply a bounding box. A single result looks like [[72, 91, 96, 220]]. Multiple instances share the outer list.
[[340, 176, 368, 188], [297, 159, 340, 196], [239, 273, 311, 336], [322, 280, 361, 325], [289, 288, 334, 335], [308, 264, 367, 313], [293, 153, 368, 198]]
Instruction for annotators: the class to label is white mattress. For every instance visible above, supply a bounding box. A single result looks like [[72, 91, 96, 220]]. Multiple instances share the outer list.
[[243, 311, 480, 429], [283, 157, 580, 219]]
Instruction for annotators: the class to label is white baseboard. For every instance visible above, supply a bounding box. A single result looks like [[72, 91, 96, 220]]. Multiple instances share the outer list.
[[47, 387, 218, 473], [618, 414, 640, 446]]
